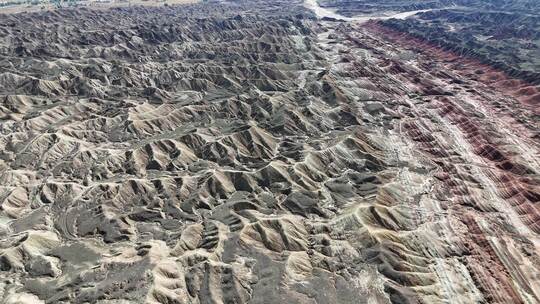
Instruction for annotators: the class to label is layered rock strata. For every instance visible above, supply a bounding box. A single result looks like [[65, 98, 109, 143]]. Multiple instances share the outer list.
[[0, 1, 539, 303]]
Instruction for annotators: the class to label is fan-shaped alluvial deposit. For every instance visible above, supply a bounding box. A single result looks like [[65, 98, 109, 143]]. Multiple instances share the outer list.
[[0, 0, 539, 303]]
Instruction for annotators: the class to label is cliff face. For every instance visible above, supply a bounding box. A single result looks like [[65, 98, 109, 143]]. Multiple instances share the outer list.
[[0, 1, 539, 304]]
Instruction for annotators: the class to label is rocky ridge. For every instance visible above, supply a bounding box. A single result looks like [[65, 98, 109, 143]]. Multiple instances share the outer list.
[[0, 1, 539, 303]]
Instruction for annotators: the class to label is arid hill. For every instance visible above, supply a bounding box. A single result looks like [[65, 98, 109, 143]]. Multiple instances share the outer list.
[[0, 1, 539, 303]]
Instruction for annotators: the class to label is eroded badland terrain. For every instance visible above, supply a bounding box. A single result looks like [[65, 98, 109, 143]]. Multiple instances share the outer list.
[[0, 0, 539, 303]]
